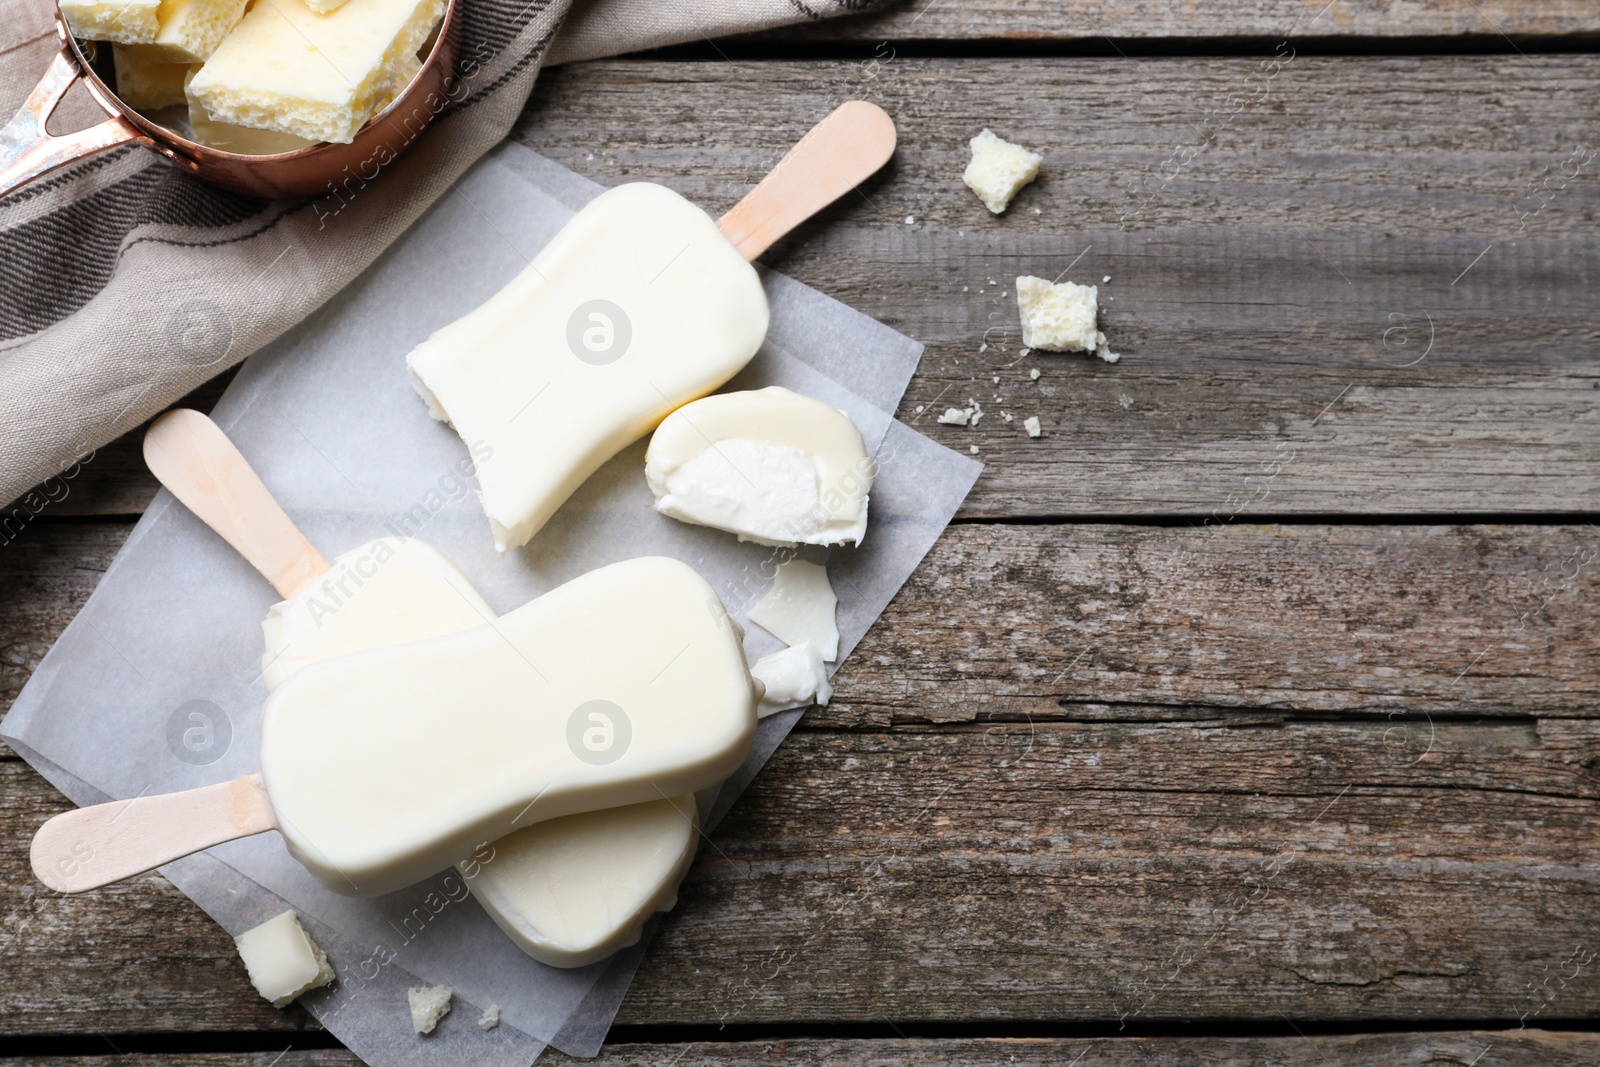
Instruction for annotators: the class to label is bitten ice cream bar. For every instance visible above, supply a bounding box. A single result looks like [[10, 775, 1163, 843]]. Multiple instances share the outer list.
[[407, 101, 896, 553], [408, 182, 771, 553]]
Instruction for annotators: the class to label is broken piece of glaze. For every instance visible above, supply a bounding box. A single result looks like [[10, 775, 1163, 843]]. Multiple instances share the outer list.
[[751, 641, 832, 717], [747, 558, 839, 662]]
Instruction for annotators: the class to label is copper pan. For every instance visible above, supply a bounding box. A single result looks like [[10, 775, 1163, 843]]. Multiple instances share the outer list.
[[0, 0, 459, 200]]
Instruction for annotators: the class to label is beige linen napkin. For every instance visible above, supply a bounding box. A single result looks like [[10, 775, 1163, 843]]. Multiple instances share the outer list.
[[0, 0, 886, 511]]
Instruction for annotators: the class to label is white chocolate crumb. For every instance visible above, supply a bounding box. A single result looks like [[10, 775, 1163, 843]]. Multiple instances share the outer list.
[[479, 1004, 501, 1031], [1015, 275, 1104, 353], [1030, 368, 1040, 380], [1024, 416, 1042, 438], [962, 129, 1043, 214], [409, 985, 452, 1035]]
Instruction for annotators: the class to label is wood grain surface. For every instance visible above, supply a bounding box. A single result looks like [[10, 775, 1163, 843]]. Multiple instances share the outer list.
[[24, 56, 1599, 520], [749, 1, 1600, 43], [3, 13, 1598, 1063], [519, 57, 1600, 518], [4, 523, 1597, 1033], [13, 1031, 1600, 1066]]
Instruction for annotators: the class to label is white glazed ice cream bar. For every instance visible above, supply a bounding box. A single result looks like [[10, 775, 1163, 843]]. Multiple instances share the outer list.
[[259, 534, 706, 967], [261, 555, 757, 896], [32, 103, 896, 1009], [408, 182, 771, 552], [31, 557, 760, 903], [139, 408, 722, 969]]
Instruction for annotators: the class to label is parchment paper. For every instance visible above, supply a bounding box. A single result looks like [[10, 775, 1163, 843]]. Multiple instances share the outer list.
[[1, 141, 980, 1067]]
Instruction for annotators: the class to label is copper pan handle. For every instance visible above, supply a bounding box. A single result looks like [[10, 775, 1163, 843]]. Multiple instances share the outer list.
[[0, 47, 151, 198]]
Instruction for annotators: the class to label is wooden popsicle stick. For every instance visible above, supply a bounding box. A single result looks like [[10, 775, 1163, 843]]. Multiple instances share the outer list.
[[31, 776, 275, 893], [717, 100, 896, 263], [144, 409, 331, 599]]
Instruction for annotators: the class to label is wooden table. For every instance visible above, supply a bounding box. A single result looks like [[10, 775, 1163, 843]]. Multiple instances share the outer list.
[[4, 3, 1600, 1063]]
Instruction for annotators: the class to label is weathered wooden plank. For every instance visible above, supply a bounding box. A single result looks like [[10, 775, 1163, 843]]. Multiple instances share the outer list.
[[0, 523, 120, 727], [25, 56, 1600, 519], [745, 1, 1600, 44], [634, 731, 1600, 1025], [515, 57, 1600, 517], [0, 758, 307, 1035], [25, 56, 1600, 518], [4, 721, 1599, 1031], [15, 1031, 1600, 1066], [4, 520, 1593, 1030], [549, 0, 1600, 65], [7, 522, 1596, 726], [821, 522, 1600, 725]]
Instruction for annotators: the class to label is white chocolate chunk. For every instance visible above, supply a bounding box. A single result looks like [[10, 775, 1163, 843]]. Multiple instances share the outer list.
[[258, 557, 758, 896], [113, 45, 192, 109], [234, 910, 334, 1008], [1015, 275, 1105, 354], [138, 0, 249, 63], [408, 183, 769, 553], [466, 796, 699, 968], [936, 407, 969, 426], [261, 537, 493, 692], [186, 55, 416, 154], [408, 984, 451, 1034], [477, 1004, 501, 1030], [645, 387, 871, 548], [963, 128, 1042, 215], [748, 559, 839, 662], [1024, 415, 1042, 438], [187, 99, 315, 154], [61, 0, 160, 44], [751, 642, 832, 717], [188, 0, 444, 144]]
